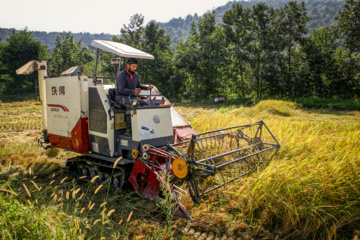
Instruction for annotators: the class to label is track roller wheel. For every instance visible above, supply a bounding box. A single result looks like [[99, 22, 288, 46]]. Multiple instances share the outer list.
[[81, 167, 90, 177], [112, 168, 126, 189]]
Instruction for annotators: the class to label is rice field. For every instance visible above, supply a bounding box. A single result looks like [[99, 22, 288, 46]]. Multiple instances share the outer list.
[[0, 99, 359, 239]]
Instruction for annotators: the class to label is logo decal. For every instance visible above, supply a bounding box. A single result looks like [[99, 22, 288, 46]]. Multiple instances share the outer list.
[[47, 104, 69, 112]]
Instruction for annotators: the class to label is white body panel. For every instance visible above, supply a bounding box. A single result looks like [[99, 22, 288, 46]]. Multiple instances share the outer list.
[[131, 108, 173, 142], [45, 76, 91, 137]]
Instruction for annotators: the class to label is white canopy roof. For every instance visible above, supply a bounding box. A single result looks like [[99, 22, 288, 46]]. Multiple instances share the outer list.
[[91, 40, 154, 60]]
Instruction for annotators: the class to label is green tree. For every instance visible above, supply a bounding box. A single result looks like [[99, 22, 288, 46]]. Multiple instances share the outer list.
[[276, 1, 311, 97], [119, 14, 145, 49], [0, 28, 48, 94], [336, 0, 360, 98], [174, 22, 201, 99], [141, 20, 174, 96], [299, 27, 340, 98], [249, 3, 276, 98], [223, 3, 252, 97], [49, 32, 93, 77]]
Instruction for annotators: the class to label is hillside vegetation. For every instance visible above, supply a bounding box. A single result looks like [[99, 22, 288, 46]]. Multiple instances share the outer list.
[[0, 0, 345, 48], [1, 100, 359, 239]]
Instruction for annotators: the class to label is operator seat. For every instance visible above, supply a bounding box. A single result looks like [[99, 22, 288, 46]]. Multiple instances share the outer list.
[[107, 88, 125, 109]]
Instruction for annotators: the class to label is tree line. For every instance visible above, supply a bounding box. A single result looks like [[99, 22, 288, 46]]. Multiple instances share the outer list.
[[0, 0, 359, 100]]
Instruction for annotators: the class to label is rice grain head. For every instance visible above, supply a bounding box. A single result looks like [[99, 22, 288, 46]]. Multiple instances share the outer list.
[[60, 176, 67, 184], [113, 157, 122, 168], [90, 175, 99, 183], [79, 193, 84, 200], [0, 189, 18, 196], [89, 203, 95, 210], [23, 183, 31, 198], [94, 185, 103, 194], [30, 180, 39, 191], [107, 209, 115, 217], [93, 219, 101, 225], [127, 211, 133, 222]]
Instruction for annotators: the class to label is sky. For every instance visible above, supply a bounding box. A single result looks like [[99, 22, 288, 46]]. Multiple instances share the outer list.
[[1, 0, 232, 35]]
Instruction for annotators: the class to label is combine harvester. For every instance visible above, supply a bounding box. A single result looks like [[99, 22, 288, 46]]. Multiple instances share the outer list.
[[17, 40, 280, 220]]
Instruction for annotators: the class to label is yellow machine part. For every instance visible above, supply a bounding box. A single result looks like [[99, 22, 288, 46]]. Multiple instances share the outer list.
[[172, 158, 188, 179]]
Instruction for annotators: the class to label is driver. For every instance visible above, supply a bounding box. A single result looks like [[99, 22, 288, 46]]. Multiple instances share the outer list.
[[115, 58, 154, 137]]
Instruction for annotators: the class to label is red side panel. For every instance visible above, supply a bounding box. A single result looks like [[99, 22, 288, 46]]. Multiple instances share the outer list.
[[71, 117, 90, 153], [48, 118, 90, 154], [48, 134, 73, 150]]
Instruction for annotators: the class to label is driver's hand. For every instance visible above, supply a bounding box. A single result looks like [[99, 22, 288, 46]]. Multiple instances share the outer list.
[[134, 88, 141, 95], [148, 84, 154, 90]]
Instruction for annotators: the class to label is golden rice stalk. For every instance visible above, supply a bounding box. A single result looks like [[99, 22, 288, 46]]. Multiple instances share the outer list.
[[32, 176, 37, 180], [88, 201, 92, 209], [107, 209, 115, 217], [89, 203, 95, 210], [60, 176, 67, 184], [58, 203, 64, 208], [90, 175, 99, 183], [100, 237, 105, 240], [94, 185, 103, 194], [99, 202, 107, 208], [127, 211, 133, 222], [23, 183, 31, 198], [75, 202, 79, 207], [66, 191, 69, 200], [93, 219, 101, 225], [58, 197, 62, 202], [53, 194, 57, 201], [80, 207, 85, 213], [79, 176, 86, 179], [27, 199, 31, 206], [75, 188, 81, 194], [118, 219, 123, 225], [38, 187, 42, 191], [50, 180, 55, 185], [72, 190, 76, 199], [22, 226, 30, 233], [35, 199, 38, 205], [100, 208, 107, 216], [47, 216, 55, 223], [0, 189, 18, 196], [28, 167, 31, 176], [103, 220, 110, 225], [50, 192, 55, 198], [30, 180, 39, 191], [113, 157, 122, 168], [52, 173, 55, 178], [79, 193, 84, 200]]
